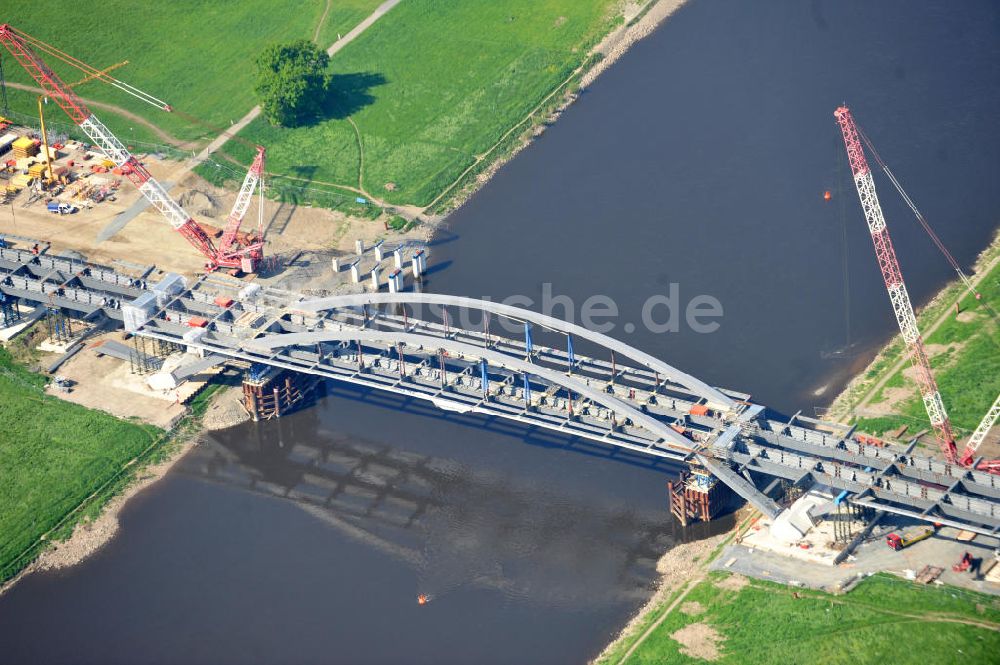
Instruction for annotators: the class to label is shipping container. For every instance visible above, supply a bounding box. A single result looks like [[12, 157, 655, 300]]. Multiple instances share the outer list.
[[688, 404, 710, 416]]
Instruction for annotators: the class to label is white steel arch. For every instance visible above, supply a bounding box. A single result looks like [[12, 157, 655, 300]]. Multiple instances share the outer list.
[[244, 329, 697, 452], [293, 293, 736, 411]]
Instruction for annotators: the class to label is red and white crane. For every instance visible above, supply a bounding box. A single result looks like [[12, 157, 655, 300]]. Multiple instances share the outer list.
[[0, 24, 266, 272], [834, 106, 958, 464], [960, 393, 1000, 470], [215, 145, 266, 272]]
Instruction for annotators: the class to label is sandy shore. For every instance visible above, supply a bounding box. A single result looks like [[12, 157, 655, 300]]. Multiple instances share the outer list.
[[582, 0, 689, 89], [201, 385, 252, 431], [592, 527, 732, 664]]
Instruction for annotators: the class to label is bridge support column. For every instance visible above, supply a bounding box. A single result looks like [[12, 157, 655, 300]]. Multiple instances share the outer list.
[[242, 367, 318, 421], [0, 295, 20, 328], [668, 469, 727, 526]]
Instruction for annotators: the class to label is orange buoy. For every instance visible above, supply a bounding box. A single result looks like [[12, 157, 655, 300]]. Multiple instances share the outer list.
[[823, 190, 832, 201], [417, 594, 429, 605]]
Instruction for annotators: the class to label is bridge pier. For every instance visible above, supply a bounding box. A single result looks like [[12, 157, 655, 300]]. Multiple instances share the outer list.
[[668, 468, 729, 526], [243, 367, 320, 421]]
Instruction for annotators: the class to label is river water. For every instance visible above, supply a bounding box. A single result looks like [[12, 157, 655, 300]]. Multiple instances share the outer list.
[[1, 2, 998, 664]]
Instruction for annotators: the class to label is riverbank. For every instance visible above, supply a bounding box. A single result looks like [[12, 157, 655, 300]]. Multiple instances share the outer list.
[[827, 226, 1000, 451], [595, 507, 1000, 664], [593, 527, 737, 664], [0, 367, 228, 596], [425, 0, 690, 218], [593, 227, 1000, 662], [0, 438, 198, 597]]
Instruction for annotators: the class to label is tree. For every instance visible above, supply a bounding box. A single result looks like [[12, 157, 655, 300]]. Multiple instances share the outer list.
[[254, 40, 330, 127]]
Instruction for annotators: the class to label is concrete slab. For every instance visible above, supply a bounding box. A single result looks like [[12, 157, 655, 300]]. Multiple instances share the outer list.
[[714, 516, 1000, 596], [45, 332, 221, 429], [0, 305, 40, 341]]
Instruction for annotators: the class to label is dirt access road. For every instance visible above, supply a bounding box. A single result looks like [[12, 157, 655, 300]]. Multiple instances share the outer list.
[[97, 0, 405, 242]]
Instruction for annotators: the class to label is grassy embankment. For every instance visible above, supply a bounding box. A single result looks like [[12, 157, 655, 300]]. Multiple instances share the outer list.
[[829, 234, 1000, 442], [213, 0, 622, 211], [5, 1, 630, 215], [1, 0, 382, 146], [600, 570, 1000, 664], [0, 339, 224, 585]]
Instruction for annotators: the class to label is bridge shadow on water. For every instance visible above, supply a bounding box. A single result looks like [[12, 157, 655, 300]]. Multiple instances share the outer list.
[[181, 378, 735, 611], [316, 380, 688, 477]]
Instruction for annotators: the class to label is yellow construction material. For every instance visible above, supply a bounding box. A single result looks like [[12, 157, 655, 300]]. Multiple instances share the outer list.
[[12, 136, 38, 158]]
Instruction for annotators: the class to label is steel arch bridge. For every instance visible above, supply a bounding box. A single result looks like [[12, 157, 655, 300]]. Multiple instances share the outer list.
[[3, 245, 1000, 536]]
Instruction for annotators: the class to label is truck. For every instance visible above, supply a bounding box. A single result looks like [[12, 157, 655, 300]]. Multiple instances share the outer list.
[[46, 201, 77, 215], [886, 526, 935, 551]]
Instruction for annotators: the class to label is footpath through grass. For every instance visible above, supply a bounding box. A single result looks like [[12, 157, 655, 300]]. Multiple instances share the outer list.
[[841, 237, 1000, 440], [1, 1, 382, 145], [603, 571, 1000, 665], [227, 0, 620, 207], [0, 346, 163, 583]]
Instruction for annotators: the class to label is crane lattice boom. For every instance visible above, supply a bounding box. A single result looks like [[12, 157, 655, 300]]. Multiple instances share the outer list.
[[0, 24, 265, 271], [216, 146, 265, 269], [835, 106, 958, 463], [961, 393, 1000, 466]]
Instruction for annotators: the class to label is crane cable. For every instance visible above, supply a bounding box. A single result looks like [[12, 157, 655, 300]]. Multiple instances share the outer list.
[[9, 26, 169, 111], [9, 27, 259, 152], [837, 137, 851, 349], [856, 123, 984, 302]]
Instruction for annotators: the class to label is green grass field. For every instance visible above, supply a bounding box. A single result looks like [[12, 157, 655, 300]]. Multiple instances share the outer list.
[[0, 346, 163, 582], [602, 572, 1000, 665], [225, 0, 619, 207], [1, 1, 382, 144], [852, 251, 1000, 439]]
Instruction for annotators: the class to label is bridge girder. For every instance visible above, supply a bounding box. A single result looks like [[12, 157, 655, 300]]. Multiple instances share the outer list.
[[244, 329, 697, 453], [292, 293, 737, 412]]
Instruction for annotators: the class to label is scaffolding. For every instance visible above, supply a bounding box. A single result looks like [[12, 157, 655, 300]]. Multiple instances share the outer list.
[[45, 306, 72, 343], [832, 500, 877, 544], [668, 468, 729, 526], [128, 334, 181, 375], [243, 366, 318, 421], [0, 293, 20, 327]]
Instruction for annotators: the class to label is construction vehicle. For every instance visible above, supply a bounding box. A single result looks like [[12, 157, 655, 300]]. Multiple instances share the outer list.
[[46, 201, 76, 215], [886, 526, 934, 551], [0, 24, 267, 273], [836, 106, 1000, 474]]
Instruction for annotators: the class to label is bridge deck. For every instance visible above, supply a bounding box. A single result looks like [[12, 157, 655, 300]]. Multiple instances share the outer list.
[[2, 245, 999, 535]]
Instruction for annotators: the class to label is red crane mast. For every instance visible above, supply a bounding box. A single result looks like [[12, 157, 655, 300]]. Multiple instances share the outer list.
[[0, 24, 265, 272], [834, 106, 958, 463], [216, 146, 266, 272]]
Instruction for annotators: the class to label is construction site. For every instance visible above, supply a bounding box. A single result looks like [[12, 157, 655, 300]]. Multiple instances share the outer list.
[[0, 23, 435, 421], [0, 10, 998, 640]]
